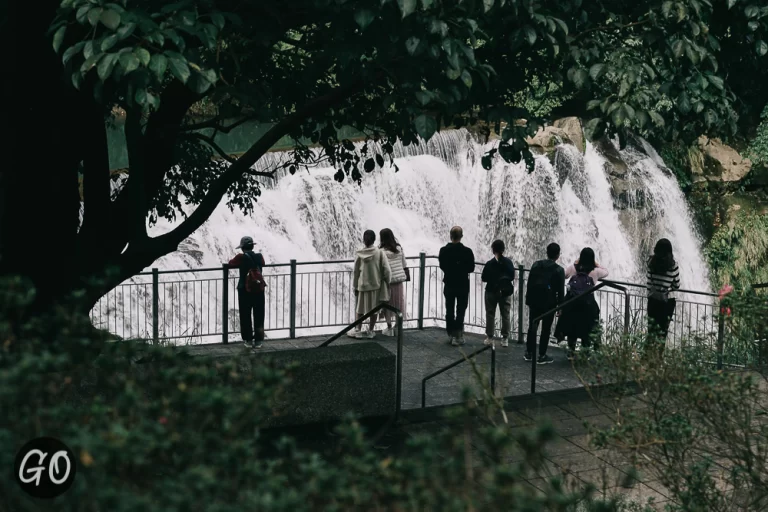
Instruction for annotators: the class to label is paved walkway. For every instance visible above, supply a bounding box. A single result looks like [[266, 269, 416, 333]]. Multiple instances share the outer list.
[[183, 327, 584, 410]]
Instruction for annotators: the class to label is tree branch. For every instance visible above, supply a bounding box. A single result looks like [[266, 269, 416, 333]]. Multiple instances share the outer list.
[[78, 102, 112, 248], [182, 132, 237, 163], [148, 81, 363, 252], [180, 114, 257, 133]]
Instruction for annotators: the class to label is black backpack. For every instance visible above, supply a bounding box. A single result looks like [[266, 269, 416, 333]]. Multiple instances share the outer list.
[[497, 275, 515, 298], [526, 263, 558, 307]]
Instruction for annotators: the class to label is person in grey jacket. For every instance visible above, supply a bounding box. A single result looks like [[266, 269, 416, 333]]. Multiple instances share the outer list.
[[350, 230, 391, 339]]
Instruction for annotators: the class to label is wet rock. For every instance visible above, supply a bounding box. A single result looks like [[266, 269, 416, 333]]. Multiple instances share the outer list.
[[696, 136, 752, 182], [552, 117, 585, 154], [526, 125, 573, 160], [593, 135, 629, 177]]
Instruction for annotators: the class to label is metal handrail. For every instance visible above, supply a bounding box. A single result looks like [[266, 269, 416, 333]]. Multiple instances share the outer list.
[[754, 283, 768, 290], [421, 343, 496, 408], [529, 280, 628, 394], [318, 303, 404, 422]]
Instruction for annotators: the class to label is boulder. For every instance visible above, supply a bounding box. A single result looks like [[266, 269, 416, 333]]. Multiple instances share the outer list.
[[593, 135, 629, 177], [696, 136, 752, 182], [526, 126, 573, 158], [553, 117, 585, 154]]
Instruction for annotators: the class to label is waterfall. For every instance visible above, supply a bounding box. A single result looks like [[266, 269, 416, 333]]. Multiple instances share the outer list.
[[92, 129, 712, 342]]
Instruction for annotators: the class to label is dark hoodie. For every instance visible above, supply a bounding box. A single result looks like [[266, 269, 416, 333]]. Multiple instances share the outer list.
[[525, 259, 565, 308], [438, 243, 475, 289]]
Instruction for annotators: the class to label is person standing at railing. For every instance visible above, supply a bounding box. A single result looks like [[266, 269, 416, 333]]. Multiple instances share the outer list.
[[438, 226, 475, 346], [349, 230, 391, 339], [646, 238, 680, 349], [228, 236, 267, 349], [557, 247, 608, 361], [524, 243, 565, 365], [481, 240, 516, 348], [379, 228, 409, 337]]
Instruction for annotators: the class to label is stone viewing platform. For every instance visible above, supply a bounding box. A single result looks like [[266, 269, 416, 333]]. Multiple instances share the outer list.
[[181, 327, 584, 410]]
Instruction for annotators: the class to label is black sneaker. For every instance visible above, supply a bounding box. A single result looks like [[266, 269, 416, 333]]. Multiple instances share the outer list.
[[537, 355, 554, 365], [523, 352, 533, 362]]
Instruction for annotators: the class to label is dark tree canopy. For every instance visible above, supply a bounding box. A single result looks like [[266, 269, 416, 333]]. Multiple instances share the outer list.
[[2, 0, 767, 314]]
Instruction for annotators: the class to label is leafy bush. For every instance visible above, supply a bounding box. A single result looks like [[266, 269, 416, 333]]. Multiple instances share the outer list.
[[578, 291, 768, 512], [706, 212, 768, 291], [0, 277, 628, 511]]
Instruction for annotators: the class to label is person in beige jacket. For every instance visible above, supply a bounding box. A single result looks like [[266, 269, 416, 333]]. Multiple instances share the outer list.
[[349, 230, 391, 339]]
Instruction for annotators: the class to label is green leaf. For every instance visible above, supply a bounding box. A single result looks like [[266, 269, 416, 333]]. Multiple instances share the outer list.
[[584, 118, 605, 141], [119, 52, 140, 74], [483, 0, 494, 12], [211, 12, 225, 30], [84, 41, 94, 60], [80, 53, 102, 73], [62, 42, 85, 65], [135, 48, 151, 66], [523, 26, 537, 45], [757, 40, 768, 57], [76, 4, 91, 23], [117, 22, 136, 40], [672, 39, 685, 58], [135, 87, 147, 106], [727, 0, 738, 8], [376, 154, 385, 167], [553, 18, 568, 35], [677, 92, 691, 114], [364, 158, 375, 172], [101, 34, 119, 52], [354, 9, 375, 30], [421, 0, 434, 8], [612, 104, 627, 126], [461, 70, 473, 89], [100, 9, 121, 30], [405, 36, 420, 55], [414, 114, 437, 140], [619, 79, 631, 98], [445, 67, 461, 80], [586, 99, 601, 111], [573, 68, 589, 89], [636, 110, 650, 128], [53, 26, 66, 53], [745, 5, 759, 18], [87, 7, 103, 27], [397, 0, 417, 18], [167, 54, 191, 83], [708, 74, 725, 90], [97, 53, 118, 80], [72, 70, 83, 90], [589, 63, 606, 80], [481, 153, 493, 170], [414, 91, 432, 105], [649, 111, 665, 127], [149, 54, 168, 81]]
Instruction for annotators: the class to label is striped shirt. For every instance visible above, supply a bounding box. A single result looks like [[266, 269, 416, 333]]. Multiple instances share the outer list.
[[647, 262, 680, 299]]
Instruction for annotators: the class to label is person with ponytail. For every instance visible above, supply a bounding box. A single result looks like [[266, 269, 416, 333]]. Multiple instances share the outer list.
[[379, 228, 409, 337], [646, 238, 680, 344]]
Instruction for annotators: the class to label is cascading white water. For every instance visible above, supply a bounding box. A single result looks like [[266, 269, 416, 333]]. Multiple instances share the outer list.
[[92, 128, 713, 342]]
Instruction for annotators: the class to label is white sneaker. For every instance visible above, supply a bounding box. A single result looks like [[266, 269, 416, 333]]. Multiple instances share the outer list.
[[500, 337, 509, 347], [450, 337, 460, 346], [363, 329, 376, 339], [382, 327, 396, 337], [457, 334, 466, 346], [483, 337, 494, 346], [347, 330, 360, 338]]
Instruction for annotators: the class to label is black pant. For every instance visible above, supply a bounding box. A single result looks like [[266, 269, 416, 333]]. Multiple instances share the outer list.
[[527, 306, 555, 356], [238, 291, 265, 342], [647, 297, 675, 341], [444, 285, 469, 336]]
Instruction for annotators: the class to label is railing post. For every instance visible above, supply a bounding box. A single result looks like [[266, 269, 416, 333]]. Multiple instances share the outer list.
[[222, 263, 229, 344], [289, 259, 297, 339], [418, 252, 426, 330], [717, 305, 725, 370], [624, 292, 631, 336], [517, 264, 525, 345], [491, 343, 496, 395], [395, 309, 403, 422], [152, 268, 159, 345]]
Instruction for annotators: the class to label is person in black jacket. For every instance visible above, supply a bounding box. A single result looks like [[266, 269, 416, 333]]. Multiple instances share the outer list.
[[228, 236, 266, 349], [524, 243, 566, 364], [481, 240, 516, 347], [438, 226, 476, 346]]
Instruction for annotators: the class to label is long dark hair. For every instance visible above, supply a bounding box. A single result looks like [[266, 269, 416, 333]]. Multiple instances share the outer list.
[[649, 238, 675, 273], [379, 228, 400, 254], [576, 247, 597, 274]]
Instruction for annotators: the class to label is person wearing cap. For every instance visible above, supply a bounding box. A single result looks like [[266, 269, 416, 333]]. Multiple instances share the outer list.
[[228, 236, 267, 349]]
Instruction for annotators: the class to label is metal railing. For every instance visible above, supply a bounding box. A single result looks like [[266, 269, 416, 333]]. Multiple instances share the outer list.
[[421, 343, 496, 408], [90, 255, 722, 353], [318, 303, 404, 422]]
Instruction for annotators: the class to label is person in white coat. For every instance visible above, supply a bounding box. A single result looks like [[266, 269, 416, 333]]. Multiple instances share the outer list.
[[349, 230, 391, 339], [379, 228, 409, 336]]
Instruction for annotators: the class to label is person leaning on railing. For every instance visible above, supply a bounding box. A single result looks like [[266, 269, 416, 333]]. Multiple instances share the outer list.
[[646, 238, 681, 351], [228, 236, 267, 349]]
